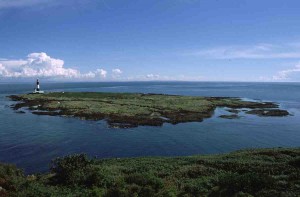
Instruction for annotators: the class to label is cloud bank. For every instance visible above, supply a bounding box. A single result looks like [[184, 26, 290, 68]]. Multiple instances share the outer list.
[[0, 52, 204, 82], [0, 52, 107, 79]]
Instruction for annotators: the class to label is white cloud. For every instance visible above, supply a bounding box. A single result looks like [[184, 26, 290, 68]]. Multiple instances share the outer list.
[[112, 68, 122, 74], [95, 69, 107, 78], [272, 63, 300, 80], [0, 52, 106, 79], [0, 63, 10, 76], [188, 43, 300, 59], [146, 74, 160, 79], [112, 68, 122, 78]]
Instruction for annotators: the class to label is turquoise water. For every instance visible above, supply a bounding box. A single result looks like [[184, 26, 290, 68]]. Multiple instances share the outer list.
[[0, 82, 299, 174]]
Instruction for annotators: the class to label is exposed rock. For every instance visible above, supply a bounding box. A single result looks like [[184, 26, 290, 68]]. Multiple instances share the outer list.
[[219, 114, 240, 119], [32, 111, 61, 116], [15, 111, 25, 114], [246, 109, 289, 117], [226, 109, 240, 114]]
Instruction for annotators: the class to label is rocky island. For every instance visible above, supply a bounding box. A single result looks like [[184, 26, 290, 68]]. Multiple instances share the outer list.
[[9, 92, 289, 128]]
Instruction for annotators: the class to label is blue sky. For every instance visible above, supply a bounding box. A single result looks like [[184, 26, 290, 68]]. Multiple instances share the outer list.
[[1, 0, 300, 81]]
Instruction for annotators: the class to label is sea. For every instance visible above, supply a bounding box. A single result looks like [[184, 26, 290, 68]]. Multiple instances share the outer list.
[[0, 82, 299, 174]]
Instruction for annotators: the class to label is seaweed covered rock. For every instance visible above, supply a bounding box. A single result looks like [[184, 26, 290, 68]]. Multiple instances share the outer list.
[[246, 109, 289, 117]]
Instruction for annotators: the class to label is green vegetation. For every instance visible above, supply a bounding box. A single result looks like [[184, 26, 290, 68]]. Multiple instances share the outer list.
[[0, 148, 299, 196], [9, 92, 288, 128]]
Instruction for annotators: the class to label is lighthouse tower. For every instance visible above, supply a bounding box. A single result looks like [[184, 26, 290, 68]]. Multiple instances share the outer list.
[[33, 79, 44, 94], [36, 79, 40, 91]]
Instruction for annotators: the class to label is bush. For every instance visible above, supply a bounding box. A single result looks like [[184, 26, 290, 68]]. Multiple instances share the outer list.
[[104, 187, 128, 197], [289, 157, 300, 168], [211, 172, 275, 196], [50, 154, 91, 186], [124, 173, 163, 191], [85, 167, 116, 188], [0, 163, 24, 193], [181, 178, 212, 196]]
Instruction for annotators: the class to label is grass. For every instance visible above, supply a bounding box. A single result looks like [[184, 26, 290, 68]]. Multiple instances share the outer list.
[[0, 148, 299, 196]]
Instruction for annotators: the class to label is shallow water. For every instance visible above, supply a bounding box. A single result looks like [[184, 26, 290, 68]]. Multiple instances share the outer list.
[[0, 82, 299, 174]]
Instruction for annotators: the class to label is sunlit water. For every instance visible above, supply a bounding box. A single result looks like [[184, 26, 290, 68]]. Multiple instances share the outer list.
[[0, 82, 299, 174]]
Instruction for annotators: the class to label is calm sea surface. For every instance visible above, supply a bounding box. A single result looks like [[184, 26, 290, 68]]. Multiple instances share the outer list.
[[0, 82, 299, 174]]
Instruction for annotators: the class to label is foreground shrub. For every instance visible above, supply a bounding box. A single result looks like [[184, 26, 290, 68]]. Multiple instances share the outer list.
[[289, 156, 300, 168], [211, 172, 275, 196], [50, 154, 91, 186]]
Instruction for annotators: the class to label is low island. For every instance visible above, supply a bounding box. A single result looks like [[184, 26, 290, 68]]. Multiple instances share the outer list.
[[9, 92, 289, 128]]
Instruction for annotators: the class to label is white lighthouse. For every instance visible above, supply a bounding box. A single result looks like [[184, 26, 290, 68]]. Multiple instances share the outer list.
[[33, 79, 44, 94]]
